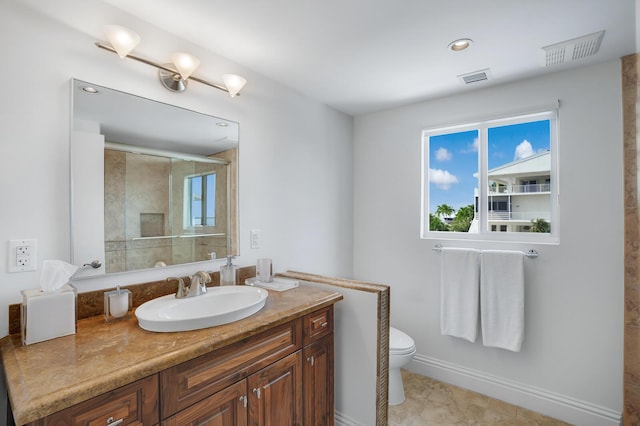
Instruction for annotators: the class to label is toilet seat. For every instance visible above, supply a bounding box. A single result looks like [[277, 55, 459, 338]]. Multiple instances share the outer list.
[[390, 327, 415, 355]]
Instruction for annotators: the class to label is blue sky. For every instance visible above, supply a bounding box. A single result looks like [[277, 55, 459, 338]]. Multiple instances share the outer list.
[[428, 119, 550, 215]]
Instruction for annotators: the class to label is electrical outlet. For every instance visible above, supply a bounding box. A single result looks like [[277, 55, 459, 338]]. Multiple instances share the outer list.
[[8, 239, 37, 272], [17, 246, 30, 256]]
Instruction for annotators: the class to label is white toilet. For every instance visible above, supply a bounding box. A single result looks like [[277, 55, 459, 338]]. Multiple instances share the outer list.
[[388, 327, 416, 405]]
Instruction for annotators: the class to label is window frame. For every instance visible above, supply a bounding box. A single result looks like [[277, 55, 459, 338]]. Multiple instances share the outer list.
[[420, 109, 559, 243], [183, 171, 217, 230]]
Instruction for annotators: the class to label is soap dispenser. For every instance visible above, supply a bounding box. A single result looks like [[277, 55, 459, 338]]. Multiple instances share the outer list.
[[220, 256, 236, 286], [104, 285, 132, 323]]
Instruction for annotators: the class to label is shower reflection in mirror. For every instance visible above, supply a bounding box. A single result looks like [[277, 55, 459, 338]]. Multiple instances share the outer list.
[[104, 143, 231, 273]]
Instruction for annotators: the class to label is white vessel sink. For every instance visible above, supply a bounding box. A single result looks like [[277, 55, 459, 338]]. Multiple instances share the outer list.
[[135, 286, 268, 332]]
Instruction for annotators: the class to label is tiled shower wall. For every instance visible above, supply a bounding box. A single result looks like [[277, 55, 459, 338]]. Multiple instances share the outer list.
[[623, 53, 640, 425], [104, 150, 173, 272]]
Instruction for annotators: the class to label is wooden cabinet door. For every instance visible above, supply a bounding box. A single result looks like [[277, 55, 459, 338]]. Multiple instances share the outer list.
[[303, 335, 334, 426], [163, 380, 248, 426], [248, 351, 302, 426]]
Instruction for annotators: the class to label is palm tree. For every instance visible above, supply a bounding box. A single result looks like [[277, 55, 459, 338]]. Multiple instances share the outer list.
[[429, 214, 449, 231], [434, 204, 455, 219], [530, 218, 550, 233], [450, 204, 474, 232]]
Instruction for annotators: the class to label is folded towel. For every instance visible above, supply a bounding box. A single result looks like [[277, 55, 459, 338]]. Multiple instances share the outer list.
[[440, 247, 481, 342], [480, 250, 525, 352]]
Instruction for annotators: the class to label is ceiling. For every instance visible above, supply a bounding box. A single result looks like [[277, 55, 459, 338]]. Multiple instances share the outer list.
[[102, 0, 635, 116], [73, 79, 239, 155]]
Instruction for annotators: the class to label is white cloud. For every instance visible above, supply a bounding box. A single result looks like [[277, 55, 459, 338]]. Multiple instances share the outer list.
[[461, 138, 479, 154], [435, 147, 452, 161], [429, 168, 459, 190], [514, 140, 534, 160]]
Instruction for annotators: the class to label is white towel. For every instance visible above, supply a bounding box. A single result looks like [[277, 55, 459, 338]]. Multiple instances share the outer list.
[[480, 250, 525, 352], [440, 247, 481, 342]]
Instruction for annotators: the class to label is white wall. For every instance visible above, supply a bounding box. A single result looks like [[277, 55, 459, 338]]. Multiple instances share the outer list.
[[0, 0, 353, 335], [353, 61, 624, 423], [298, 279, 380, 426], [637, 0, 640, 51]]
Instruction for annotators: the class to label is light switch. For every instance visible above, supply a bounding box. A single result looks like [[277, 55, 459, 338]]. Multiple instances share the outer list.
[[250, 229, 261, 249]]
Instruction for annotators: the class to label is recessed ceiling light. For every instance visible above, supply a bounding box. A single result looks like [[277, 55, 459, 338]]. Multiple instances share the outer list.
[[448, 38, 473, 52], [81, 86, 100, 94]]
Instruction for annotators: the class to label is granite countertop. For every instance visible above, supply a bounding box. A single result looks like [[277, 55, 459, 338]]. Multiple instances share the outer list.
[[1, 284, 342, 425]]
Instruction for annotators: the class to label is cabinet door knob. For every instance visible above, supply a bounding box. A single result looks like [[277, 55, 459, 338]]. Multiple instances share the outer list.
[[253, 387, 261, 399], [106, 417, 123, 426], [239, 395, 248, 408], [307, 356, 315, 366]]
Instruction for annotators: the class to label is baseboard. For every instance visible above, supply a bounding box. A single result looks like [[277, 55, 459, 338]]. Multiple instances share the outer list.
[[335, 410, 364, 426], [408, 354, 621, 426]]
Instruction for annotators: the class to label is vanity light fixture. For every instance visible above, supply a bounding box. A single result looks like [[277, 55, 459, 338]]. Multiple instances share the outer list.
[[171, 52, 200, 80], [448, 38, 473, 52], [96, 25, 247, 97], [104, 25, 140, 58]]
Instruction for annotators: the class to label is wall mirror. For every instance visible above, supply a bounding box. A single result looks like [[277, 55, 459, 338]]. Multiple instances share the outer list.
[[70, 79, 239, 278]]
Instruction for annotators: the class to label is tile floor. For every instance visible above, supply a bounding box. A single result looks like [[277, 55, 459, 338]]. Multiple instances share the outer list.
[[388, 370, 571, 425]]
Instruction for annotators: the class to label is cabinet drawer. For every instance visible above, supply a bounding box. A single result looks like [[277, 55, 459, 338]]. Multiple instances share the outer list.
[[161, 319, 302, 419], [30, 374, 159, 426], [303, 306, 333, 346]]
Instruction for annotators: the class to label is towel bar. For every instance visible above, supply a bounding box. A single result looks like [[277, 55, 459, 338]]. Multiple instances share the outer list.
[[432, 244, 538, 258]]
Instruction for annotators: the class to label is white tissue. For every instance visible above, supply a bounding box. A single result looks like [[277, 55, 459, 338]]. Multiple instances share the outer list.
[[40, 260, 78, 293]]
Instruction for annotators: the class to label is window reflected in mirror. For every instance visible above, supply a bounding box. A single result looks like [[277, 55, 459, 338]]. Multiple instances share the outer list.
[[186, 172, 217, 228]]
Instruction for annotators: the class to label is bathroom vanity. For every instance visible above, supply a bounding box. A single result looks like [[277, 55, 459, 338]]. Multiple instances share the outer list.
[[0, 285, 342, 425]]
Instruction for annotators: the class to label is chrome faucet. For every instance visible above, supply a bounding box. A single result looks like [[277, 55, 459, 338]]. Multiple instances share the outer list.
[[189, 271, 211, 297], [167, 276, 188, 299], [167, 272, 211, 299]]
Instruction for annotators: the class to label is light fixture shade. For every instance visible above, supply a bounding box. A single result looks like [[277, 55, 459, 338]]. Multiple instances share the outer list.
[[171, 52, 200, 80], [104, 25, 140, 58], [222, 74, 247, 97]]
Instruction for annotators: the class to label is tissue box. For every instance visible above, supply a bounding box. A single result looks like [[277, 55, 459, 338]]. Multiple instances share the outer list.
[[21, 284, 77, 345]]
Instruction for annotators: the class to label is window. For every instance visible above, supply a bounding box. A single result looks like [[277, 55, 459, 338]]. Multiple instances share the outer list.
[[185, 172, 216, 228], [421, 110, 558, 241]]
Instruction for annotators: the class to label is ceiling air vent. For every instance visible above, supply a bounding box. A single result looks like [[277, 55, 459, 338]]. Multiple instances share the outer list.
[[458, 69, 491, 85], [542, 30, 605, 67]]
